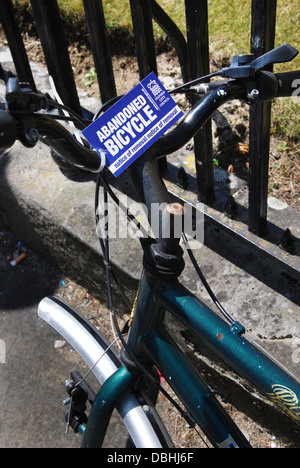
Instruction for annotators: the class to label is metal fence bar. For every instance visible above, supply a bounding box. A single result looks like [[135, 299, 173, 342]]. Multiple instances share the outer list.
[[29, 0, 81, 115], [0, 0, 36, 91], [150, 0, 189, 84], [185, 0, 214, 204], [129, 0, 157, 80], [130, 0, 168, 174], [248, 0, 277, 235], [83, 0, 116, 104]]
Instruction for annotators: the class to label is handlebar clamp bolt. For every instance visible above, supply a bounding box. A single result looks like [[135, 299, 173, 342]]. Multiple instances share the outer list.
[[247, 89, 260, 102], [28, 128, 39, 141], [25, 128, 39, 147]]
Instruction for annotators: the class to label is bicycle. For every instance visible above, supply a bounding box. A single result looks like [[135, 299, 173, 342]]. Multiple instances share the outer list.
[[0, 44, 299, 448]]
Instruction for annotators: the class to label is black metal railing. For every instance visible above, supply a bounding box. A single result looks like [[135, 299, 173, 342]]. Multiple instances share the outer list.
[[0, 0, 277, 237]]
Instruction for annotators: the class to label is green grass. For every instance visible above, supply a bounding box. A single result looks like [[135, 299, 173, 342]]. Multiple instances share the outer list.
[[14, 0, 299, 70], [272, 99, 300, 140], [158, 1, 299, 71]]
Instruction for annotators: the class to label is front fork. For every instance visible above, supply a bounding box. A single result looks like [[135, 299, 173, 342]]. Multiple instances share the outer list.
[[80, 365, 132, 448]]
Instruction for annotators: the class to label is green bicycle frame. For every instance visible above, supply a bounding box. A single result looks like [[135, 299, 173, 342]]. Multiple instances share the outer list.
[[134, 274, 300, 446], [81, 269, 300, 448], [128, 271, 300, 447], [80, 121, 300, 447]]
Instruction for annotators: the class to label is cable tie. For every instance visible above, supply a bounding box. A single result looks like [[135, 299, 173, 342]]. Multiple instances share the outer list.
[[93, 148, 106, 173]]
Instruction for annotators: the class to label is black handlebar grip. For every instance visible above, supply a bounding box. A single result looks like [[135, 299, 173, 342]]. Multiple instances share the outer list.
[[275, 70, 300, 97]]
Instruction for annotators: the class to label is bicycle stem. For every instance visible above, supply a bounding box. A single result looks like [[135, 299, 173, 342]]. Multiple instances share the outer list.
[[128, 149, 186, 276], [126, 87, 242, 276], [126, 83, 247, 279]]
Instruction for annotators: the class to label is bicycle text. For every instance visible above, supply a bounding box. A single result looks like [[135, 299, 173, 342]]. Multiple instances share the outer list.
[[83, 72, 183, 177]]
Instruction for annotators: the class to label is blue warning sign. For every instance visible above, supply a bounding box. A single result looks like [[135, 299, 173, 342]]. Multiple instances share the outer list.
[[82, 72, 183, 177]]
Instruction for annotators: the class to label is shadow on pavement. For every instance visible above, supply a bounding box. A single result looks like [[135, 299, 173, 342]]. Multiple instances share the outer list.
[[0, 224, 61, 311]]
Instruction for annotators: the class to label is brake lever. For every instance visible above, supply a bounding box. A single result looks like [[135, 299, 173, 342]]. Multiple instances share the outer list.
[[221, 43, 299, 79], [6, 77, 47, 112], [250, 43, 298, 70]]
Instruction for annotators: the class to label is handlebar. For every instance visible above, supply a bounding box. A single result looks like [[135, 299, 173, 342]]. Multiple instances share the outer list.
[[155, 82, 245, 158], [32, 114, 102, 172], [0, 63, 299, 176]]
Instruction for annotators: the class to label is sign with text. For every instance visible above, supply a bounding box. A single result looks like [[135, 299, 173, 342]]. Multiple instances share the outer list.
[[82, 72, 183, 177]]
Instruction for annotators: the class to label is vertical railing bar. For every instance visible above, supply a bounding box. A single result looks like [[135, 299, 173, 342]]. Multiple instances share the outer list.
[[29, 0, 81, 115], [129, 0, 167, 174], [185, 0, 214, 204], [248, 0, 277, 235], [150, 0, 189, 84], [82, 0, 116, 104], [0, 0, 36, 91], [129, 0, 157, 79]]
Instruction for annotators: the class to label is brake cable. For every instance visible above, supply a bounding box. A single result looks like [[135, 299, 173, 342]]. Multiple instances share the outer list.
[[95, 171, 234, 326], [95, 173, 133, 311], [169, 71, 222, 94], [93, 169, 236, 443], [181, 232, 235, 324], [94, 173, 200, 430]]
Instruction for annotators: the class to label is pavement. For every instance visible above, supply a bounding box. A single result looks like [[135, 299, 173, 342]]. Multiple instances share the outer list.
[[0, 234, 80, 448], [0, 228, 130, 448], [0, 46, 299, 439]]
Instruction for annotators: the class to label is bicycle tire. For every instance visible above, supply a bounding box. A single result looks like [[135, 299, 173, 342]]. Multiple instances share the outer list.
[[38, 296, 173, 448]]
